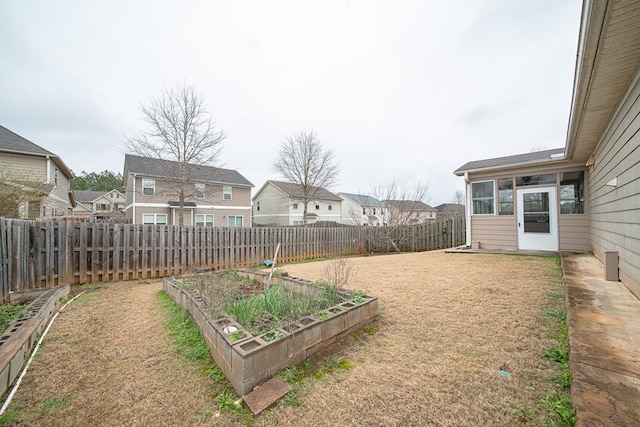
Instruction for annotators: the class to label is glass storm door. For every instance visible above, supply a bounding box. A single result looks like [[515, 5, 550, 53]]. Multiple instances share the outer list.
[[516, 187, 558, 251]]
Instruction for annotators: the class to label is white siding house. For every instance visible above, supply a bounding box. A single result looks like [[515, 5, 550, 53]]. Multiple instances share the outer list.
[[253, 180, 342, 226]]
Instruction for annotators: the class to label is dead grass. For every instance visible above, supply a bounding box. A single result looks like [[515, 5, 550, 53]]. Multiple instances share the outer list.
[[2, 251, 566, 426]]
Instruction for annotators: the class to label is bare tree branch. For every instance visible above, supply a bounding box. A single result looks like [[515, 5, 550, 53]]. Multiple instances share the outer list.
[[124, 83, 225, 225], [273, 130, 339, 225]]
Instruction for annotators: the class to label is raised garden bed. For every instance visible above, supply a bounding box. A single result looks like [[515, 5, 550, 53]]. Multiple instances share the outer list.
[[0, 285, 70, 398], [163, 270, 377, 396]]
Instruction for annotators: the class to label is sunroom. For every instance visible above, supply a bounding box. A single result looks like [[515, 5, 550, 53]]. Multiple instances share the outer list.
[[454, 148, 589, 252]]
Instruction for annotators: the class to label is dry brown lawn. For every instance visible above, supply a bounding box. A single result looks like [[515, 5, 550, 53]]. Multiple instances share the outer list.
[[3, 250, 565, 426]]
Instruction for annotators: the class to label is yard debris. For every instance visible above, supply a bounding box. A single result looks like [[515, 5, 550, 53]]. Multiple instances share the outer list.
[[116, 348, 124, 357], [498, 369, 512, 378]]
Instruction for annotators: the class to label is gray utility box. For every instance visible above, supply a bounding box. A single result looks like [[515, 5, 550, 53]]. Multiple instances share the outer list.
[[604, 251, 619, 281]]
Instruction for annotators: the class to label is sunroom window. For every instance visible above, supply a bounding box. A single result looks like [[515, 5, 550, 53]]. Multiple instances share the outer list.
[[498, 178, 514, 215], [560, 171, 585, 214], [471, 181, 494, 215]]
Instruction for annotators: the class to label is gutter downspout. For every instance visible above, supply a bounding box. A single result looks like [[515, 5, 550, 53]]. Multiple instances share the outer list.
[[464, 172, 471, 247], [132, 174, 136, 223]]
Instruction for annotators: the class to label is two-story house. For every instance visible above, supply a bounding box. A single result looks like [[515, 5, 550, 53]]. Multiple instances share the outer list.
[[123, 154, 253, 226], [383, 200, 437, 225], [252, 180, 342, 226], [73, 189, 126, 218], [338, 192, 386, 226], [0, 125, 75, 219]]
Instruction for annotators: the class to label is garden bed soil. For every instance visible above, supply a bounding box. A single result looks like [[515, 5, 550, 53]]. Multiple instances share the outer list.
[[3, 251, 564, 426]]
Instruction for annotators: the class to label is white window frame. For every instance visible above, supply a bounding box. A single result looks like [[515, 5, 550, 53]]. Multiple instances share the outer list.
[[142, 213, 167, 224], [227, 215, 243, 227], [223, 186, 232, 200], [142, 178, 155, 196], [471, 180, 495, 215], [195, 214, 214, 227]]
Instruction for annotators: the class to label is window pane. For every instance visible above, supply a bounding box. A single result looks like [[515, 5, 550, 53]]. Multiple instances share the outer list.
[[498, 178, 513, 215], [223, 186, 232, 200], [471, 181, 494, 215], [143, 214, 154, 224], [516, 174, 556, 186], [523, 192, 550, 233], [560, 171, 585, 214], [195, 183, 205, 199], [142, 178, 155, 195]]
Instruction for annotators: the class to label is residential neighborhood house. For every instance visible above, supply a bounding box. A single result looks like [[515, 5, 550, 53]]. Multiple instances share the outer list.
[[338, 192, 386, 226], [435, 203, 465, 217], [252, 180, 342, 226], [72, 189, 126, 219], [123, 154, 253, 226], [455, 0, 640, 298], [383, 199, 437, 225], [0, 125, 75, 219]]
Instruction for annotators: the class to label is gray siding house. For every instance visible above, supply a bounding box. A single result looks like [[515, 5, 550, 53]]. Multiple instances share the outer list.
[[455, 0, 640, 297], [0, 125, 75, 219], [123, 154, 253, 226]]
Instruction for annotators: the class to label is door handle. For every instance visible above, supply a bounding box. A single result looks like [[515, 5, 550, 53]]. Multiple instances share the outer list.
[[518, 222, 521, 227]]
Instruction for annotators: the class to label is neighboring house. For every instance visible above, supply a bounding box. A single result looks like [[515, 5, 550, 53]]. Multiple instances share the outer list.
[[73, 189, 126, 218], [252, 180, 342, 226], [435, 203, 465, 217], [338, 192, 386, 226], [0, 125, 75, 219], [123, 154, 253, 226], [383, 200, 437, 225], [455, 0, 640, 297]]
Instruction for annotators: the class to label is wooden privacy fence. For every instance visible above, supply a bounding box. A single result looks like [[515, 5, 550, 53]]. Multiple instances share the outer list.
[[0, 215, 465, 302]]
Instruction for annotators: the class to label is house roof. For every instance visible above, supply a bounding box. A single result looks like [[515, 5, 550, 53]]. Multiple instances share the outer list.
[[565, 0, 640, 163], [73, 190, 107, 202], [267, 180, 342, 201], [338, 192, 383, 207], [384, 200, 436, 212], [435, 203, 465, 213], [453, 148, 565, 175], [0, 125, 74, 178], [123, 154, 253, 187]]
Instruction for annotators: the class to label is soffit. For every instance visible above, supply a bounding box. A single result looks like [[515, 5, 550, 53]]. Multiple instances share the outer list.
[[566, 0, 640, 162]]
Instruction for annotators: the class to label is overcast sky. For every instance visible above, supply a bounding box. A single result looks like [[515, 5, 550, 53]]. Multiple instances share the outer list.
[[1, 0, 582, 205]]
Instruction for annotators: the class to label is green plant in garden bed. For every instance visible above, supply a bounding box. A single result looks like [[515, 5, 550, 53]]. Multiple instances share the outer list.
[[0, 304, 26, 333]]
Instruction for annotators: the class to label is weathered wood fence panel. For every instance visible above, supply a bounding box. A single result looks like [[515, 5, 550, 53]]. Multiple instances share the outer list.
[[0, 215, 465, 302]]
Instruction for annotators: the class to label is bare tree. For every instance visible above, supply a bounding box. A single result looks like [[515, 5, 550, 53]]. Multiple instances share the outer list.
[[451, 190, 465, 206], [273, 130, 339, 225], [355, 181, 432, 252], [125, 83, 225, 225], [0, 163, 48, 219]]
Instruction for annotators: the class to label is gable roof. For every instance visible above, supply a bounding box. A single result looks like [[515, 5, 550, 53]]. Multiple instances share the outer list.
[[384, 200, 436, 212], [453, 148, 565, 176], [0, 125, 74, 178], [435, 203, 465, 213], [267, 180, 342, 201], [123, 154, 253, 187], [73, 190, 107, 202], [338, 192, 383, 207]]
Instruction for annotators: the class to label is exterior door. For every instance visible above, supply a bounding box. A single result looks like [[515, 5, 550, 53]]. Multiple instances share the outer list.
[[517, 187, 558, 251]]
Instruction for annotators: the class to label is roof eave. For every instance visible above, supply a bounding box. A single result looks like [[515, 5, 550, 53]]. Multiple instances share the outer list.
[[454, 157, 573, 176]]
